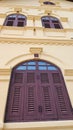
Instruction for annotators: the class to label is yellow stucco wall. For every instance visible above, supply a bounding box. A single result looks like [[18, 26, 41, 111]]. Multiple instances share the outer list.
[[0, 0, 73, 129]]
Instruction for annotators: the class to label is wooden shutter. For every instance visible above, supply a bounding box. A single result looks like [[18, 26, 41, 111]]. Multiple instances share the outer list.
[[38, 72, 57, 120], [27, 72, 35, 83], [5, 85, 23, 122], [23, 72, 39, 121], [5, 60, 73, 122], [40, 73, 49, 83], [5, 72, 24, 122], [52, 72, 73, 120], [14, 72, 23, 83]]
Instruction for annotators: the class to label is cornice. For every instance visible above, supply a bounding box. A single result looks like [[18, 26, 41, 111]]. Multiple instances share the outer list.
[[0, 5, 73, 12], [0, 37, 73, 46], [0, 25, 73, 31]]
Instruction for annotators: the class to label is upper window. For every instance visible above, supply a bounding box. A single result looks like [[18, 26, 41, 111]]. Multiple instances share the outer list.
[[43, 1, 55, 5], [4, 14, 27, 27], [41, 16, 63, 29]]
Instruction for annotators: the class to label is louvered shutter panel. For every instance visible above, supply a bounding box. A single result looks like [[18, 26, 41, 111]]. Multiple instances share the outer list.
[[23, 72, 39, 121], [27, 72, 35, 83], [52, 72, 73, 120], [40, 73, 49, 83], [38, 72, 57, 120], [14, 72, 23, 83], [5, 72, 24, 122], [5, 85, 23, 122]]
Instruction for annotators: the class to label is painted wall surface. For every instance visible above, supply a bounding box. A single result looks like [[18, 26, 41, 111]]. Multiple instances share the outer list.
[[0, 0, 73, 130]]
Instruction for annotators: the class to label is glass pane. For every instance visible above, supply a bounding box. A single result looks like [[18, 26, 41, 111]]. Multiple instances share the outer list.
[[27, 66, 36, 70], [54, 24, 61, 29], [48, 66, 57, 70], [28, 62, 36, 65], [6, 21, 13, 26], [44, 23, 50, 28], [51, 17, 58, 21], [38, 61, 47, 65], [18, 15, 25, 18], [12, 14, 17, 17], [16, 66, 26, 70], [39, 66, 47, 70], [8, 15, 16, 20], [42, 17, 50, 21], [18, 15, 26, 20], [17, 21, 24, 27], [22, 63, 27, 65]]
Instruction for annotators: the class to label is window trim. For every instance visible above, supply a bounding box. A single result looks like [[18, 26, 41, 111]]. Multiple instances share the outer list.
[[4, 13, 27, 27], [41, 16, 63, 29]]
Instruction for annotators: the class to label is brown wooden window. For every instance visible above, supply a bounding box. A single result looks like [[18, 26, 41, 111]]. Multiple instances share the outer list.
[[4, 14, 27, 27], [4, 60, 73, 122], [41, 16, 63, 29]]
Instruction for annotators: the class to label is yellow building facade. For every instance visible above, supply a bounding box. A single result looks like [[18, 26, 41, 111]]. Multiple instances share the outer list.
[[0, 0, 73, 129]]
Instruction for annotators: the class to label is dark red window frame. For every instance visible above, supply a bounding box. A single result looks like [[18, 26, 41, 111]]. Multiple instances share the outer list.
[[4, 14, 27, 27], [41, 16, 63, 29]]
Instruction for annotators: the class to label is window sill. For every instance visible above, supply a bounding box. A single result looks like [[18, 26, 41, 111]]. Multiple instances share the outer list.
[[0, 25, 73, 32], [3, 120, 73, 130]]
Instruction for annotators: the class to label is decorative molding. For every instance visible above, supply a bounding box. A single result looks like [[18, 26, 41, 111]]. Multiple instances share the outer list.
[[14, 8, 22, 12], [27, 15, 34, 20], [27, 15, 42, 20], [0, 70, 11, 81], [0, 37, 73, 46], [0, 69, 11, 75], [30, 48, 43, 54], [70, 8, 73, 11], [0, 5, 72, 12], [60, 17, 68, 22], [0, 25, 26, 30], [45, 10, 52, 15], [0, 25, 73, 31], [64, 69, 73, 76], [0, 13, 6, 18]]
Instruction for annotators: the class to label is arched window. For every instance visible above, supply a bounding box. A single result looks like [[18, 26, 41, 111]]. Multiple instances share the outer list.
[[41, 16, 63, 29], [4, 60, 73, 122], [43, 1, 55, 5], [4, 14, 27, 27]]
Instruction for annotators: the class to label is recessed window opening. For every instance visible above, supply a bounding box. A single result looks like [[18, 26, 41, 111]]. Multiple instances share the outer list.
[[41, 16, 63, 29], [4, 14, 27, 27], [4, 60, 73, 123], [43, 1, 55, 5]]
